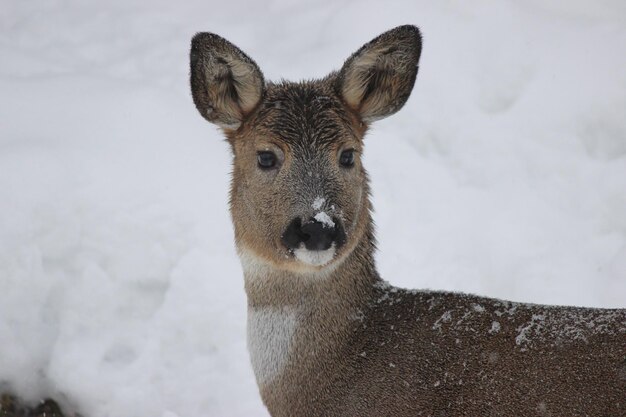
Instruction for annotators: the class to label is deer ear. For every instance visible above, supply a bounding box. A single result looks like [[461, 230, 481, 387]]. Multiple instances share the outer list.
[[336, 25, 422, 122], [190, 33, 264, 130]]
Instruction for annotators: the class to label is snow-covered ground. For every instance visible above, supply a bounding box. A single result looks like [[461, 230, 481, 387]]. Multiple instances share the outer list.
[[1, 1, 625, 416]]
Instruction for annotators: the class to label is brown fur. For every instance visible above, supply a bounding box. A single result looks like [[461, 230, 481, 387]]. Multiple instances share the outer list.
[[190, 33, 264, 129], [190, 25, 626, 417]]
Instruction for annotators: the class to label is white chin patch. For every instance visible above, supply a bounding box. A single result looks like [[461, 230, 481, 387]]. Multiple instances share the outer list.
[[294, 244, 336, 266]]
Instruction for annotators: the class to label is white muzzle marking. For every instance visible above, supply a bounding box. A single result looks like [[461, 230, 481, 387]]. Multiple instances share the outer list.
[[294, 243, 336, 266]]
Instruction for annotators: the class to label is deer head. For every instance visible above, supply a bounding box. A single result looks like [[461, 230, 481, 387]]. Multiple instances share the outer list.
[[190, 25, 422, 273]]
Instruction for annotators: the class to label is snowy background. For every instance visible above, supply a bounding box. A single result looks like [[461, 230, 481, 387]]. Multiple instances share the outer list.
[[1, 0, 625, 416]]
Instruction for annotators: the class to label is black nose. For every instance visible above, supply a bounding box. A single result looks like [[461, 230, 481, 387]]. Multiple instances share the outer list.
[[281, 217, 346, 251]]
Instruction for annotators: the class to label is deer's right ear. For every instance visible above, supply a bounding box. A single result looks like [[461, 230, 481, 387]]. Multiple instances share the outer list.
[[190, 33, 264, 130], [336, 25, 421, 123]]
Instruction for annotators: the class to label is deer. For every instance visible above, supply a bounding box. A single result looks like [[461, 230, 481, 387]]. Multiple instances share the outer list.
[[189, 25, 626, 417]]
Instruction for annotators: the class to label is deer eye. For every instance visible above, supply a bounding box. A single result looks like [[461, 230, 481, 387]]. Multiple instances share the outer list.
[[257, 151, 277, 169], [339, 149, 355, 168]]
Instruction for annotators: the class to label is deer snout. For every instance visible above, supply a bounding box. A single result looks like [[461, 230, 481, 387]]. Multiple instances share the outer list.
[[282, 216, 346, 252]]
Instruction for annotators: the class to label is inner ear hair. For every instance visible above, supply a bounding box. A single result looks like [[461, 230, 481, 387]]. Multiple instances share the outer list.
[[336, 25, 422, 122], [190, 33, 265, 130]]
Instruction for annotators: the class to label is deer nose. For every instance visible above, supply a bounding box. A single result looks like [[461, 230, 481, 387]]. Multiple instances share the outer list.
[[281, 217, 346, 251]]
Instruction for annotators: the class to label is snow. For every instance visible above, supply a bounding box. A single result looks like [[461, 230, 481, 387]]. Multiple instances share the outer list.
[[472, 304, 485, 313], [432, 311, 453, 331], [1, 1, 625, 416], [313, 211, 335, 228], [312, 197, 326, 210], [515, 314, 546, 349], [490, 321, 501, 334]]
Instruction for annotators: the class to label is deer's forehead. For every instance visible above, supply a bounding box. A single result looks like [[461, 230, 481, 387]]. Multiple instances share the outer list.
[[253, 82, 358, 149]]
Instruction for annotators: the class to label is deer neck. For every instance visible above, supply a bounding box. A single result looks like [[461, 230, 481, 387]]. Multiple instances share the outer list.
[[239, 226, 379, 387]]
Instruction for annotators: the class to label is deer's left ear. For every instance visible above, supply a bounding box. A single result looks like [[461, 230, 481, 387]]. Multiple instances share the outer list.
[[190, 33, 265, 130], [336, 25, 422, 122]]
